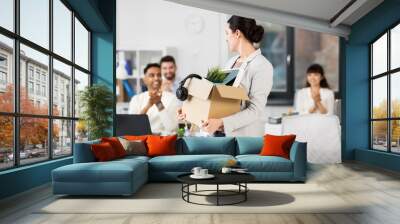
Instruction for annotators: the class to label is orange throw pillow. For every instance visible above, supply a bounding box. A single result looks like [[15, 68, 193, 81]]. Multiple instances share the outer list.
[[146, 135, 177, 157], [260, 134, 296, 159], [124, 135, 149, 142], [91, 142, 117, 161], [101, 137, 127, 158]]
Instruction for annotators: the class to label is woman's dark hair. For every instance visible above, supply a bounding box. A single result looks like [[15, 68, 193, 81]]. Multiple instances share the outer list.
[[305, 64, 330, 88], [227, 15, 264, 43]]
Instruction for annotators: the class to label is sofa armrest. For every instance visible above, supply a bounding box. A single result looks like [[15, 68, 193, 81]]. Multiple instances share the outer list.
[[289, 141, 307, 181], [73, 140, 100, 163]]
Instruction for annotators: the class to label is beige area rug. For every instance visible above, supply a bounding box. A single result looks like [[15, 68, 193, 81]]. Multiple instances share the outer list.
[[37, 183, 362, 214]]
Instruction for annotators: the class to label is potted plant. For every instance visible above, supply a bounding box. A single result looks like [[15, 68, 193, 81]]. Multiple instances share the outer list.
[[205, 67, 228, 83], [79, 84, 113, 140]]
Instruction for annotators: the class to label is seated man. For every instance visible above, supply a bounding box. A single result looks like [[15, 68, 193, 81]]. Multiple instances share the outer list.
[[129, 63, 179, 135]]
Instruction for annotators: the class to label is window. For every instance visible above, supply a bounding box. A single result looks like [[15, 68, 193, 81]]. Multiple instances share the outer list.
[[0, 54, 7, 67], [0, 53, 8, 90], [0, 53, 7, 88], [0, 34, 13, 113], [74, 69, 89, 118], [294, 28, 339, 92], [0, 0, 14, 31], [259, 23, 288, 93], [0, 70, 7, 93], [74, 18, 89, 70], [41, 73, 46, 83], [259, 23, 340, 104], [35, 70, 40, 81], [28, 67, 34, 80], [54, 89, 58, 104], [0, 1, 91, 170], [392, 25, 400, 70], [28, 81, 34, 94], [53, 0, 72, 60], [53, 119, 72, 158], [35, 84, 40, 96], [42, 85, 46, 97], [0, 71, 7, 85], [0, 116, 13, 170], [53, 59, 72, 117], [20, 0, 49, 49], [21, 44, 49, 115], [370, 22, 400, 153], [19, 117, 49, 165]]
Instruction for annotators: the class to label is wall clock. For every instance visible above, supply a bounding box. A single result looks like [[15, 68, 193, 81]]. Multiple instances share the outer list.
[[185, 14, 205, 34]]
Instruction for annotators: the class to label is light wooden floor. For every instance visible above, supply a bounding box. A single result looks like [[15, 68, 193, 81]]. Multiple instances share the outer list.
[[1, 162, 400, 224]]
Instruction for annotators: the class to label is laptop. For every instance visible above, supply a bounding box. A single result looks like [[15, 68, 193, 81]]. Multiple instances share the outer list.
[[115, 114, 152, 136]]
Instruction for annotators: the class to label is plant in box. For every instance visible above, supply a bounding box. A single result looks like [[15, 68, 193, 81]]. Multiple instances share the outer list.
[[206, 67, 228, 83]]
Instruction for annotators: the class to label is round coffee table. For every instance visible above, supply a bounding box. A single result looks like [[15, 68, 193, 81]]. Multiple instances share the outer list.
[[177, 173, 255, 206]]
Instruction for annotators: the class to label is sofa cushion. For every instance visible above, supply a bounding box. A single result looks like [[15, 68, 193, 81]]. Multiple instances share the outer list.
[[147, 135, 177, 157], [178, 137, 236, 155], [101, 137, 127, 158], [53, 158, 147, 183], [235, 137, 263, 155], [91, 142, 118, 161], [149, 154, 235, 172], [236, 155, 293, 172], [260, 134, 296, 159], [118, 137, 147, 156]]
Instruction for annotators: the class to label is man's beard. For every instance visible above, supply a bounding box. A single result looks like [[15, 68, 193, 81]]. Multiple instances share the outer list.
[[164, 74, 175, 81]]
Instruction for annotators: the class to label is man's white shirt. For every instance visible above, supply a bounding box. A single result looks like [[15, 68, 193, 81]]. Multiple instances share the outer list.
[[128, 91, 179, 135]]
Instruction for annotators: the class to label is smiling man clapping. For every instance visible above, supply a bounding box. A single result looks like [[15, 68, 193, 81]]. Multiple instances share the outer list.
[[128, 63, 179, 135]]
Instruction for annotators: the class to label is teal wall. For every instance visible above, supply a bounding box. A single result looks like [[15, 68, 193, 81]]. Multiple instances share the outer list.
[[344, 0, 400, 170], [0, 158, 72, 199], [355, 149, 400, 172], [0, 0, 116, 200], [91, 32, 115, 137], [91, 0, 116, 136]]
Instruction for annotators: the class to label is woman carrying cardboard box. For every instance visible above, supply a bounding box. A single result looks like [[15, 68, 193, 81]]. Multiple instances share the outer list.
[[178, 15, 273, 137]]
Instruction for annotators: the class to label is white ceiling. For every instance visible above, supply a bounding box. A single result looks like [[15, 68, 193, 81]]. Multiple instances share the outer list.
[[224, 0, 352, 23], [165, 0, 384, 37]]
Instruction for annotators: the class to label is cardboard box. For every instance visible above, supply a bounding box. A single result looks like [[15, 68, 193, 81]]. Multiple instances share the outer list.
[[182, 77, 249, 127]]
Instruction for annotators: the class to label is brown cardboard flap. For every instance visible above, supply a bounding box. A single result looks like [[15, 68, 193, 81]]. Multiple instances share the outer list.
[[186, 78, 214, 100], [215, 85, 249, 100]]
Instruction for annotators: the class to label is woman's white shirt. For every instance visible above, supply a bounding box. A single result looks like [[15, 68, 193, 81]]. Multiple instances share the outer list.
[[295, 87, 335, 115], [222, 49, 273, 137]]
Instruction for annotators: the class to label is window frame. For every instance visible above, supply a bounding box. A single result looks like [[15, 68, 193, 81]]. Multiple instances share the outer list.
[[369, 19, 400, 154], [266, 27, 295, 105], [0, 0, 92, 171]]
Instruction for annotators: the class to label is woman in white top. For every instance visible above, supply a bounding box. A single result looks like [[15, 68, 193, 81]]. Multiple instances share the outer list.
[[178, 15, 273, 137], [295, 64, 335, 115]]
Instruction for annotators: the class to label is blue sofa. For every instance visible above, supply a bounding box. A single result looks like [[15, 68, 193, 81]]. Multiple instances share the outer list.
[[52, 137, 307, 196]]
